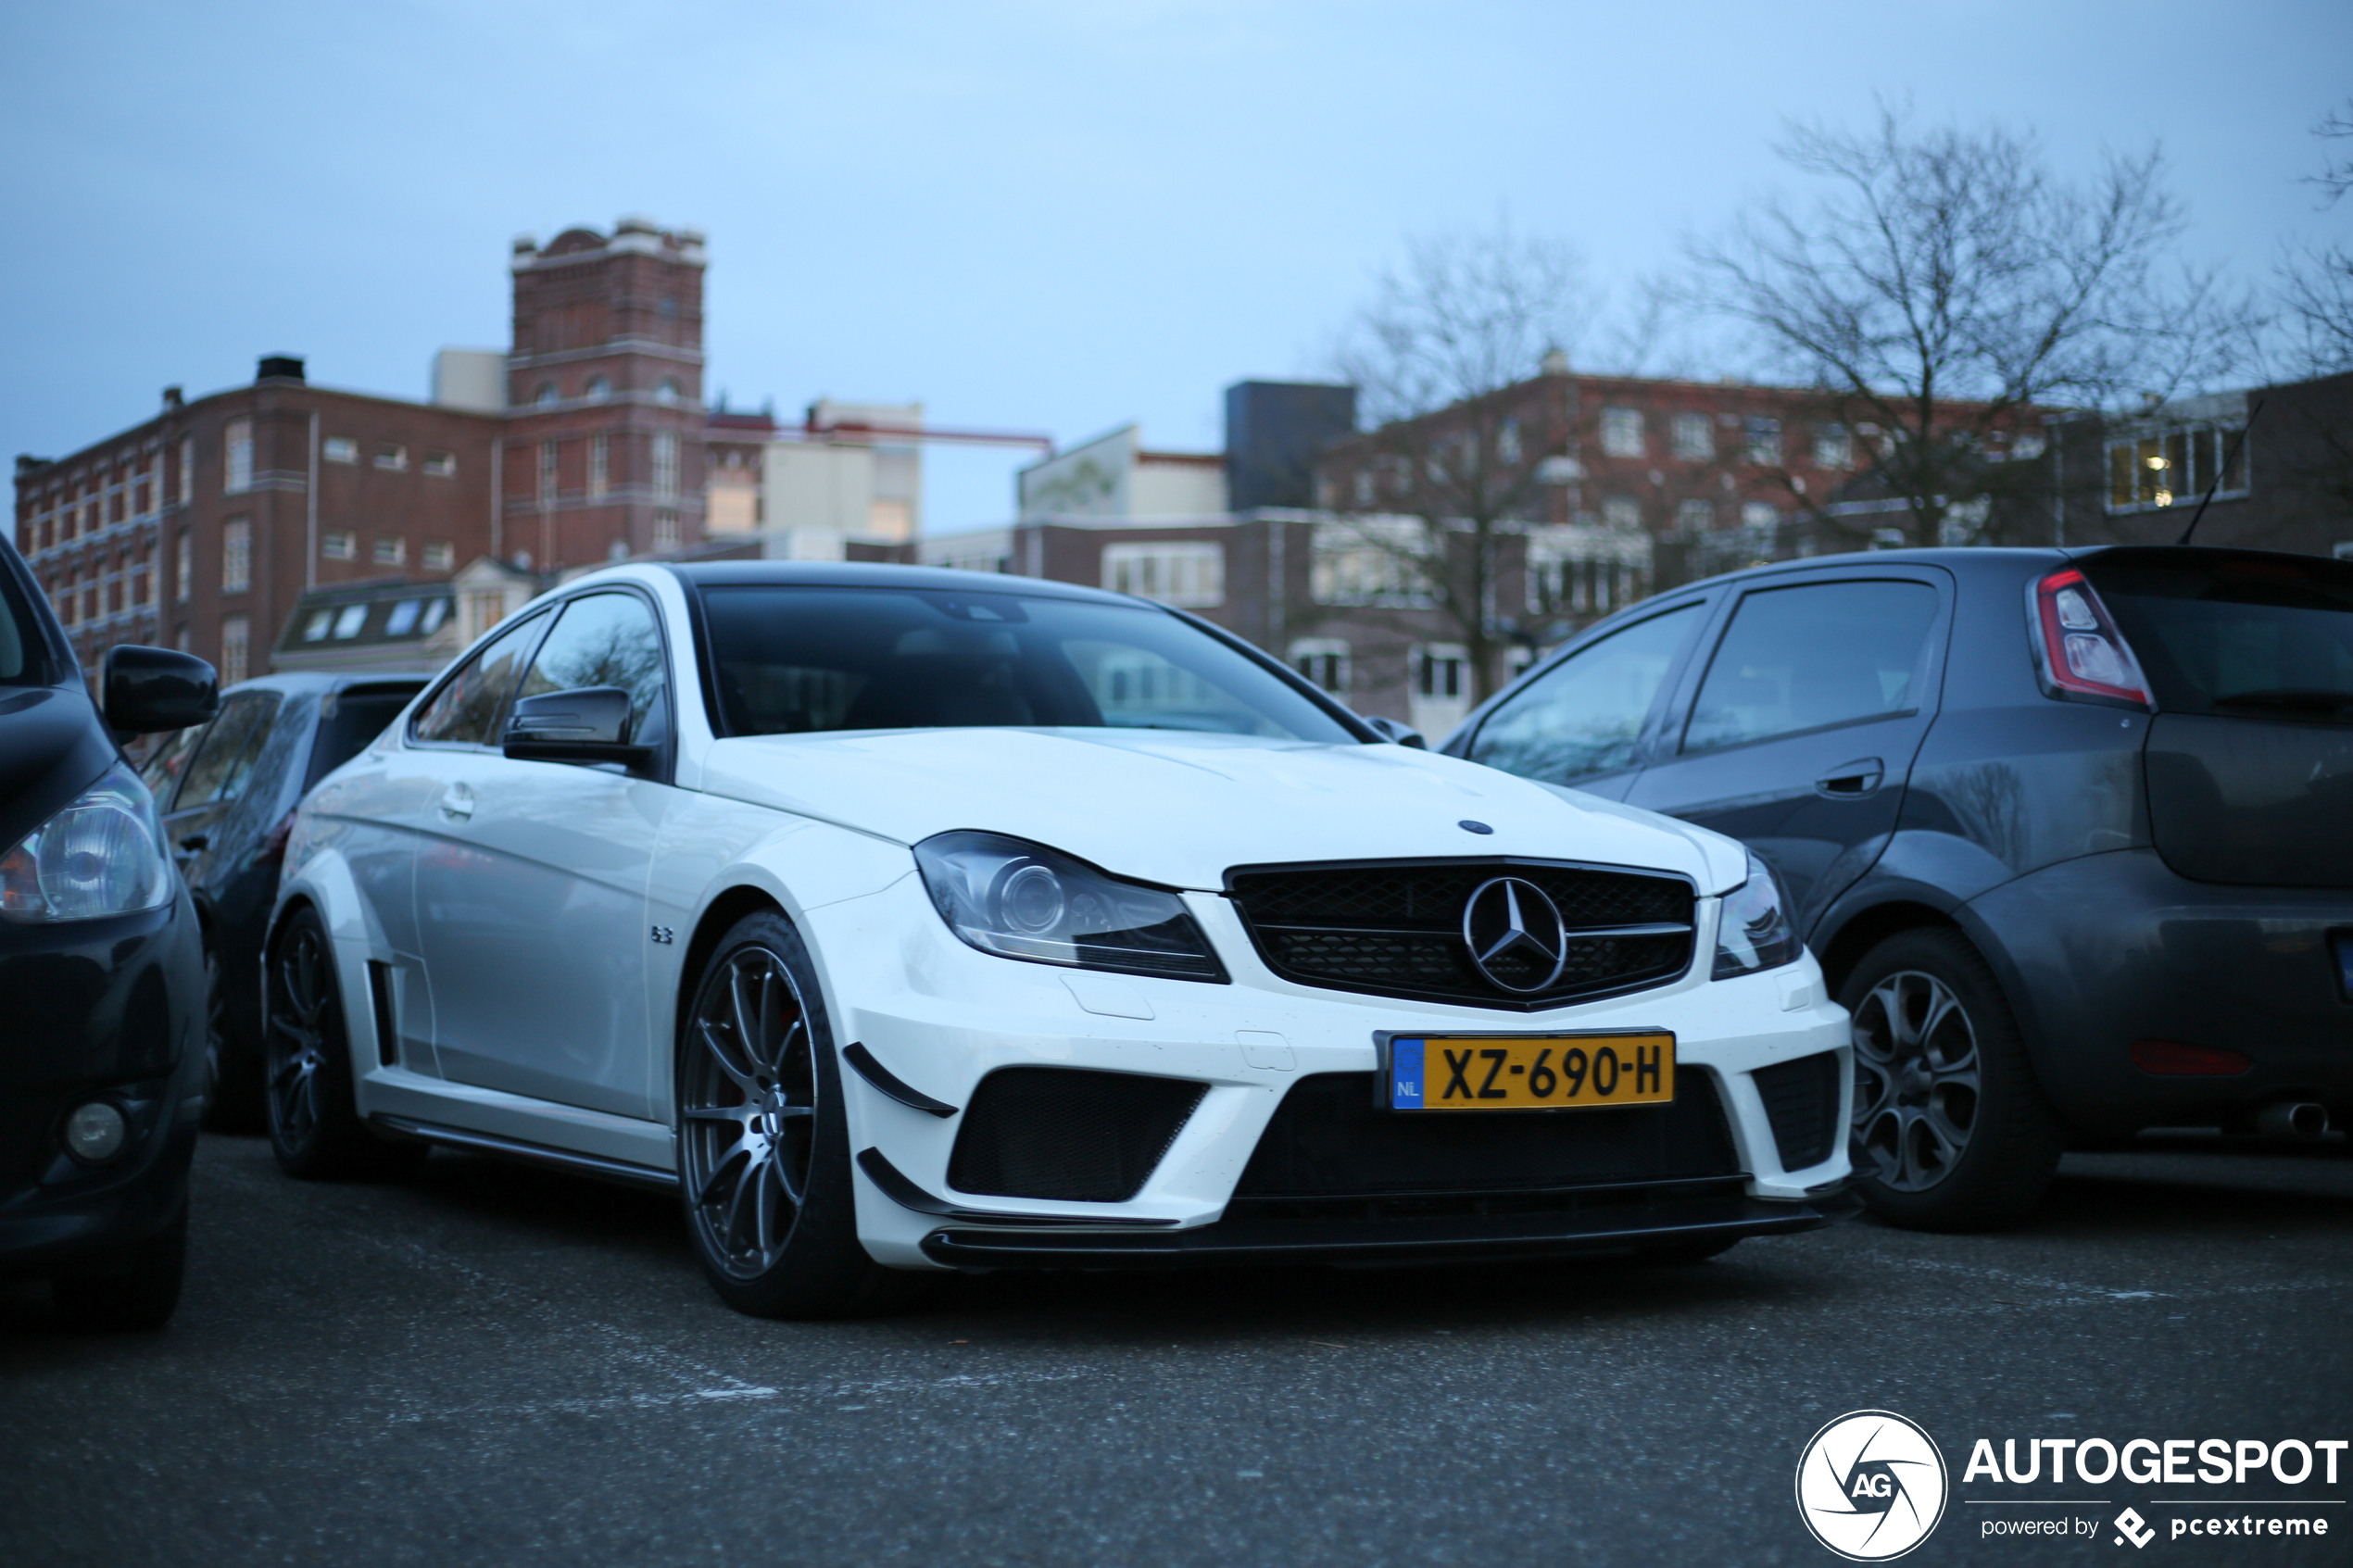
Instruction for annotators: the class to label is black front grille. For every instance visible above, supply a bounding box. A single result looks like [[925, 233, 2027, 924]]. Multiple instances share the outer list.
[[1752, 1052, 1842, 1171], [947, 1067, 1205, 1203], [1226, 859, 1695, 1010], [1234, 1072, 1742, 1198]]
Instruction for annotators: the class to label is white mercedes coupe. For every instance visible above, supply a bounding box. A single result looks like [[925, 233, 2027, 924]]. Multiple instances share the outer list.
[[265, 562, 1854, 1316]]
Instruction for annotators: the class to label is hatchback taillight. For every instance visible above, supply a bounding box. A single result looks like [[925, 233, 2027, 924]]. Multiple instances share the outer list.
[[2031, 568, 2150, 707]]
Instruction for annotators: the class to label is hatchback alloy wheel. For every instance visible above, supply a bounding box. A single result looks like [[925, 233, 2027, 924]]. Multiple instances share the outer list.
[[681, 945, 820, 1280], [262, 907, 422, 1181], [267, 921, 333, 1151], [1850, 969, 1980, 1192]]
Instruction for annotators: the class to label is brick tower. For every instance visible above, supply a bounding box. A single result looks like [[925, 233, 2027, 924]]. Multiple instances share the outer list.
[[503, 218, 707, 571]]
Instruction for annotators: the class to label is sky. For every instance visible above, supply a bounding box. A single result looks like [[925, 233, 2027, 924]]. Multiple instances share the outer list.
[[3, 0, 2347, 534]]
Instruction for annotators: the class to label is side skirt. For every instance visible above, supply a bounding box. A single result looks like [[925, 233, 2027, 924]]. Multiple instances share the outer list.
[[372, 1113, 679, 1192]]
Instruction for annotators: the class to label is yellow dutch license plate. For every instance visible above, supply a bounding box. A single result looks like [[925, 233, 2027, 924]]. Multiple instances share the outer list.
[[1387, 1033, 1675, 1110]]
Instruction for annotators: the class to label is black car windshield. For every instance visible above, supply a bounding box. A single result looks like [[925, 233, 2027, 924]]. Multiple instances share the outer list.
[[2088, 552, 2353, 724], [698, 584, 1356, 743]]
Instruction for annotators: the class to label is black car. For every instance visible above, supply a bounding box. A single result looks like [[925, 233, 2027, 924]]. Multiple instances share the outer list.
[[1450, 545, 2353, 1229], [137, 672, 427, 1129], [0, 534, 218, 1327]]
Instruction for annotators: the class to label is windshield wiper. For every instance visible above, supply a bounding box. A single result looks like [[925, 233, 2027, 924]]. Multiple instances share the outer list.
[[2210, 688, 2353, 716]]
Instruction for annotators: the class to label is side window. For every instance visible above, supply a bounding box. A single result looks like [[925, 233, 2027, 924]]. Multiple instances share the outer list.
[[1683, 581, 1941, 753], [513, 593, 671, 745], [138, 722, 210, 809], [172, 692, 283, 810], [410, 612, 548, 746], [1467, 602, 1705, 783]]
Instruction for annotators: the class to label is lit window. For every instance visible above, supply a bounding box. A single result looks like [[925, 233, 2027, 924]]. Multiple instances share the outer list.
[[224, 419, 253, 493], [321, 531, 356, 560], [423, 450, 456, 478], [422, 541, 454, 570], [221, 518, 251, 593], [220, 615, 251, 684], [1600, 408, 1644, 458], [1744, 417, 1780, 466], [374, 444, 407, 471], [1813, 424, 1852, 469], [1672, 412, 1714, 461], [323, 436, 359, 464], [372, 537, 407, 566], [2105, 423, 2246, 512]]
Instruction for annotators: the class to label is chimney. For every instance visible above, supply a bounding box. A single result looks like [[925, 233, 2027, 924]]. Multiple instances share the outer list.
[[163, 386, 184, 409], [257, 355, 307, 383], [1540, 348, 1570, 377]]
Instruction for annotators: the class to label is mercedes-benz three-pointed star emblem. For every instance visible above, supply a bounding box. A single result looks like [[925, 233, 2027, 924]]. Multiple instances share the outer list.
[[1461, 876, 1570, 992]]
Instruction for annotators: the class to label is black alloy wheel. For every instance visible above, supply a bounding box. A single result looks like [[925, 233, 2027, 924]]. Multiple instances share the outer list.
[[262, 907, 423, 1181], [677, 909, 930, 1319], [198, 944, 263, 1134], [1841, 927, 2063, 1231]]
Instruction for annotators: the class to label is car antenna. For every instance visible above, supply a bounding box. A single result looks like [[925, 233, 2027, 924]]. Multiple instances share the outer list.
[[2176, 396, 2264, 546]]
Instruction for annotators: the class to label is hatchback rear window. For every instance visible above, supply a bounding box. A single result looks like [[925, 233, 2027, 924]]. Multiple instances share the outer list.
[[2086, 551, 2353, 724]]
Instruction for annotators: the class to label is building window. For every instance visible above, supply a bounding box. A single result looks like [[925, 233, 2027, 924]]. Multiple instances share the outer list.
[[1672, 412, 1715, 461], [178, 437, 195, 505], [534, 383, 558, 407], [653, 511, 680, 552], [1312, 521, 1431, 607], [221, 518, 251, 593], [1497, 418, 1522, 467], [321, 531, 356, 561], [422, 541, 454, 570], [323, 436, 358, 464], [2106, 422, 2247, 512], [1600, 408, 1645, 458], [589, 433, 610, 497], [1602, 495, 1642, 532], [1744, 416, 1781, 466], [224, 419, 253, 493], [1416, 645, 1466, 700], [539, 440, 559, 505], [175, 532, 191, 603], [423, 449, 456, 478], [372, 537, 407, 566], [653, 433, 679, 498], [1101, 542, 1225, 608], [655, 378, 682, 406], [1290, 639, 1351, 695], [585, 375, 610, 403], [1813, 424, 1852, 469], [220, 615, 250, 685], [373, 443, 407, 471]]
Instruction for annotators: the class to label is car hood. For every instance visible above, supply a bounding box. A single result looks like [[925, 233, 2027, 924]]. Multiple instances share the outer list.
[[698, 728, 1747, 894]]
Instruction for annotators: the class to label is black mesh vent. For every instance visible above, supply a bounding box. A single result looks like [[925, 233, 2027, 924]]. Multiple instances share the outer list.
[[1225, 859, 1695, 1010], [948, 1067, 1206, 1203], [1752, 1052, 1842, 1172], [1234, 1072, 1741, 1198]]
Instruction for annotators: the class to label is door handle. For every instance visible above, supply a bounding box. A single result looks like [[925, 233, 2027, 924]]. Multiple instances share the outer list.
[[437, 784, 475, 821], [1814, 759, 1885, 798]]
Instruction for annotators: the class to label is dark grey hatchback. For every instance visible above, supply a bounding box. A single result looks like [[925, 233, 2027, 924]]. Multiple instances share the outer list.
[[1449, 545, 2353, 1230]]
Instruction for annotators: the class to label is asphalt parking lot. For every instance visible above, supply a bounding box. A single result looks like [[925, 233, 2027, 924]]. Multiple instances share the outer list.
[[3, 1133, 2348, 1568]]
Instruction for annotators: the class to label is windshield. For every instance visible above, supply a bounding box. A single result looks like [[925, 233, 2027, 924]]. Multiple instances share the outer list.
[[698, 584, 1357, 743], [2087, 551, 2353, 724], [0, 554, 49, 686]]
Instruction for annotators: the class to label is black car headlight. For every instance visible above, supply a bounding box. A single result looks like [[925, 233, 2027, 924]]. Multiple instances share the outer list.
[[913, 831, 1226, 983], [0, 762, 175, 923], [1710, 850, 1800, 979]]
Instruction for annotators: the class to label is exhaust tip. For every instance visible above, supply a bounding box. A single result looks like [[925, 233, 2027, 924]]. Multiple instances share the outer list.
[[2255, 1101, 2329, 1140]]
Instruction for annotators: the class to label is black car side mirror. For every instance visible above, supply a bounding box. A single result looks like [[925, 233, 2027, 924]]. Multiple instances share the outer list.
[[503, 686, 653, 767], [101, 646, 220, 734], [1360, 715, 1428, 749]]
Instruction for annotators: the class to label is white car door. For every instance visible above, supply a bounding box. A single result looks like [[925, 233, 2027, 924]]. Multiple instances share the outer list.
[[411, 589, 674, 1120]]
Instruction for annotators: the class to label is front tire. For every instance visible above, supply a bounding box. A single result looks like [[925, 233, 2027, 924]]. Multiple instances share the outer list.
[[262, 907, 424, 1181], [1842, 927, 2063, 1231], [199, 944, 264, 1134], [676, 910, 928, 1319]]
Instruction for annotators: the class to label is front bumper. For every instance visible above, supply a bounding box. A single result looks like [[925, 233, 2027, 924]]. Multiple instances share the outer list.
[[800, 876, 1856, 1272], [0, 893, 205, 1276]]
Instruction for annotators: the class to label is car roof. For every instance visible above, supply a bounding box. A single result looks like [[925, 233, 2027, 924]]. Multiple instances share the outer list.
[[661, 559, 1145, 608]]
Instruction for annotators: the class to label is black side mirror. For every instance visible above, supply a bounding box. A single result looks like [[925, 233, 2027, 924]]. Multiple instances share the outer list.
[[503, 686, 651, 767], [101, 646, 220, 734], [1360, 715, 1428, 749]]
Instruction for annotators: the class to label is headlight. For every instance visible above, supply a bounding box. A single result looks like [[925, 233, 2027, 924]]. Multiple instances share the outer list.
[[0, 761, 175, 923], [913, 831, 1227, 983], [1710, 850, 1799, 979]]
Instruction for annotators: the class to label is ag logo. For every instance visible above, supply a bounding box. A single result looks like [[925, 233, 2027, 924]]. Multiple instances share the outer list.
[[1794, 1410, 1949, 1561]]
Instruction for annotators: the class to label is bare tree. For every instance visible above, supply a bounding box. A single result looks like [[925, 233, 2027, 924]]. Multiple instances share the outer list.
[[2281, 99, 2353, 376], [1321, 224, 1597, 703], [1687, 107, 2252, 546]]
